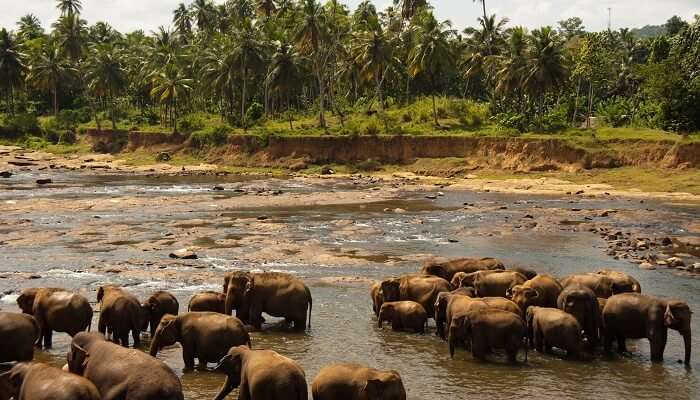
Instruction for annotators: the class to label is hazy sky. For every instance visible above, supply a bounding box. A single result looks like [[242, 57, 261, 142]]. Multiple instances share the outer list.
[[1, 0, 698, 33]]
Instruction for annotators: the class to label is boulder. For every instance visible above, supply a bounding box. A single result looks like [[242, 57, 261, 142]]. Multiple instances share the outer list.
[[36, 179, 52, 185], [0, 171, 11, 178], [639, 262, 656, 270], [169, 249, 198, 260], [667, 257, 685, 268]]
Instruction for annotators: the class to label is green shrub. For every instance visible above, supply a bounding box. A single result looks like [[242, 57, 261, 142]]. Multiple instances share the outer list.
[[364, 120, 380, 135], [246, 102, 264, 124], [448, 99, 489, 127], [178, 114, 205, 134], [596, 97, 633, 127], [4, 113, 41, 135], [57, 109, 81, 130], [496, 112, 529, 132], [189, 125, 230, 149]]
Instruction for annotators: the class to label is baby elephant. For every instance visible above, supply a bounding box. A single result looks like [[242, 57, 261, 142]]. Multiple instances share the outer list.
[[214, 345, 307, 400], [97, 285, 142, 347], [0, 362, 100, 400], [526, 306, 584, 358], [141, 290, 179, 337], [378, 301, 428, 333], [312, 363, 406, 400], [0, 312, 39, 363], [188, 291, 226, 313], [150, 312, 251, 369], [449, 309, 526, 363]]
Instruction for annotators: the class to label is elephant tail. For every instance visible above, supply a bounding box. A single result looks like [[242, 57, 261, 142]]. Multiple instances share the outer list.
[[306, 286, 313, 329]]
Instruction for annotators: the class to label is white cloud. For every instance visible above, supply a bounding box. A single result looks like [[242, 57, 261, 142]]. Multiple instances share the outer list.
[[1, 0, 698, 33]]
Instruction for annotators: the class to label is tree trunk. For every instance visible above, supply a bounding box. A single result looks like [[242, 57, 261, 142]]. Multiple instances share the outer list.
[[572, 78, 581, 127], [173, 97, 178, 134], [241, 57, 247, 131], [316, 63, 326, 129], [110, 94, 117, 130], [587, 81, 594, 129], [432, 93, 439, 127], [376, 74, 388, 132], [482, 1, 487, 21], [287, 93, 293, 130], [53, 84, 59, 116]]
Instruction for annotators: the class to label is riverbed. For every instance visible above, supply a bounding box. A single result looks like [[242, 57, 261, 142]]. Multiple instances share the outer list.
[[1, 169, 699, 400]]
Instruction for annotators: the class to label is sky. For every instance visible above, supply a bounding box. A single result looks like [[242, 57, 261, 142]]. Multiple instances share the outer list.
[[1, 0, 698, 34]]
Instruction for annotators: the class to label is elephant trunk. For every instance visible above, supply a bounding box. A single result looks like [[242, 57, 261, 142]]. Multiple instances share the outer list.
[[448, 333, 456, 358], [377, 315, 383, 328], [149, 337, 160, 357], [224, 292, 235, 316], [683, 329, 692, 365]]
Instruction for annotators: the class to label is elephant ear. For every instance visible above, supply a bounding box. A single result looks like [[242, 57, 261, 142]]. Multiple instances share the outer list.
[[96, 287, 104, 303], [362, 379, 384, 399], [0, 371, 16, 398], [215, 352, 242, 376], [68, 343, 89, 374]]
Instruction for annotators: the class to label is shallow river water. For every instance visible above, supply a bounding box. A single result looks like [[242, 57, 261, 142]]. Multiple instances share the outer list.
[[1, 171, 699, 400]]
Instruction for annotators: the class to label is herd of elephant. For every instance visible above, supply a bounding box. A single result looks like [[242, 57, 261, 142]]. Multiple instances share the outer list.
[[371, 257, 692, 365], [0, 271, 405, 400]]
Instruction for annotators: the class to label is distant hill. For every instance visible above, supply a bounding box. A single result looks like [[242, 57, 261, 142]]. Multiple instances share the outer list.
[[631, 24, 666, 39]]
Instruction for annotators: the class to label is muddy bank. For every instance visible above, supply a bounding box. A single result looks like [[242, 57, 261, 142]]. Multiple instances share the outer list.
[[85, 130, 700, 170]]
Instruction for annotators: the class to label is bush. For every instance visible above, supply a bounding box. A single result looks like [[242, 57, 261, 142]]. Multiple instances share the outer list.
[[448, 99, 489, 127], [538, 106, 569, 133], [354, 158, 381, 172], [3, 113, 41, 136], [189, 125, 230, 149], [495, 112, 529, 132], [364, 120, 380, 136], [596, 97, 633, 127], [246, 102, 264, 124], [56, 109, 81, 130], [178, 114, 205, 134]]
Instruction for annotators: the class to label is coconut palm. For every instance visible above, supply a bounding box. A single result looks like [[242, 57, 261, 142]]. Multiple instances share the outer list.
[[16, 14, 44, 42], [0, 29, 26, 114], [522, 26, 567, 119], [150, 64, 193, 133], [353, 27, 397, 126], [256, 0, 277, 19], [232, 23, 268, 129], [56, 0, 83, 17], [201, 40, 238, 119], [53, 13, 87, 63], [192, 0, 216, 35], [266, 43, 305, 128], [474, 0, 487, 22], [395, 0, 427, 21], [407, 14, 456, 126], [85, 44, 127, 129], [296, 0, 329, 128], [494, 26, 527, 95], [173, 3, 193, 36], [26, 41, 75, 116]]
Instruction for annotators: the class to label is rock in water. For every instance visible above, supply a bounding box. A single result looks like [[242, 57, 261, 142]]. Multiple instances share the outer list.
[[36, 179, 52, 185], [169, 249, 198, 260], [0, 171, 11, 178], [639, 262, 656, 270]]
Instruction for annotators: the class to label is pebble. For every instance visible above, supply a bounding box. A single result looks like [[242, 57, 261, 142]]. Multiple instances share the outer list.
[[257, 216, 269, 221], [212, 186, 224, 191], [639, 262, 656, 270], [169, 249, 198, 260], [667, 257, 685, 268], [425, 194, 438, 200]]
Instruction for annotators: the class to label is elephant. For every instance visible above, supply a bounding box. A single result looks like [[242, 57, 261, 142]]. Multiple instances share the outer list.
[[0, 362, 100, 400], [508, 274, 563, 313], [370, 282, 383, 317], [448, 309, 526, 363], [150, 312, 251, 369], [380, 274, 451, 318], [525, 306, 584, 358], [435, 293, 520, 340], [312, 363, 406, 400], [0, 312, 39, 363], [560, 273, 617, 298], [377, 301, 427, 333], [214, 345, 307, 400], [68, 332, 184, 400], [224, 271, 312, 331], [16, 287, 92, 348], [141, 290, 179, 337], [466, 271, 528, 297], [189, 291, 227, 313], [595, 269, 641, 293], [509, 266, 538, 280], [96, 285, 142, 347], [603, 293, 691, 364], [557, 284, 601, 349], [420, 257, 504, 281]]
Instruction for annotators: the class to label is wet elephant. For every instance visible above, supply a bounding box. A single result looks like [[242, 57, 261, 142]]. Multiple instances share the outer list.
[[469, 271, 528, 297], [312, 363, 406, 400], [68, 332, 184, 400], [603, 293, 691, 364], [188, 291, 226, 313], [370, 282, 383, 317], [214, 345, 307, 400], [17, 287, 92, 348], [0, 312, 39, 363], [380, 274, 451, 318], [560, 273, 616, 298], [420, 257, 504, 281], [595, 269, 641, 293], [526, 306, 584, 358], [508, 274, 563, 313], [97, 285, 142, 347], [448, 309, 526, 363], [436, 293, 520, 340], [150, 312, 251, 369], [0, 362, 100, 400], [141, 290, 179, 337], [224, 271, 312, 331], [557, 284, 601, 349], [377, 301, 428, 333]]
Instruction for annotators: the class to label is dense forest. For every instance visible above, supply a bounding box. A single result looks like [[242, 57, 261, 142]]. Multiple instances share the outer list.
[[0, 0, 699, 143]]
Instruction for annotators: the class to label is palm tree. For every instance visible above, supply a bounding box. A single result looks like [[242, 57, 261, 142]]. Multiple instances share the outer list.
[[173, 3, 193, 36], [256, 0, 277, 19], [26, 41, 75, 116], [201, 41, 237, 120], [395, 0, 427, 21], [192, 0, 216, 35], [353, 28, 396, 128], [232, 24, 268, 129], [85, 44, 127, 129], [150, 64, 192, 133], [296, 0, 329, 128], [0, 29, 26, 115], [56, 0, 83, 17], [473, 0, 487, 22], [53, 14, 87, 63], [494, 26, 527, 95], [266, 43, 305, 128], [408, 14, 456, 126], [522, 26, 567, 120], [16, 14, 44, 41]]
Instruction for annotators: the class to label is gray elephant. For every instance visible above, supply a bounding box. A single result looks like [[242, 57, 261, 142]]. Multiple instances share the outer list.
[[214, 345, 307, 400], [466, 271, 527, 297], [380, 274, 451, 318], [448, 309, 526, 363], [508, 274, 563, 313], [150, 312, 251, 369], [141, 290, 179, 337], [435, 293, 520, 340], [312, 363, 406, 400], [224, 271, 312, 331], [595, 269, 641, 293], [97, 285, 142, 347], [0, 312, 39, 363], [17, 287, 92, 348], [0, 362, 100, 400], [370, 282, 383, 317], [526, 306, 584, 358], [189, 291, 226, 313], [377, 301, 428, 333], [557, 284, 601, 349], [603, 293, 691, 364], [560, 273, 616, 298], [68, 332, 184, 400], [420, 257, 504, 281]]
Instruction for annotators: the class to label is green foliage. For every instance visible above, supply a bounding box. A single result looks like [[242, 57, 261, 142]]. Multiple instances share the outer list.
[[596, 97, 634, 127], [178, 114, 206, 134], [245, 102, 264, 123], [2, 113, 41, 136], [189, 125, 231, 149]]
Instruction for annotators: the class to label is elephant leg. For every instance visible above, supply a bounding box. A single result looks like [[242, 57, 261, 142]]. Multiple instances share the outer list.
[[248, 304, 264, 330], [43, 328, 53, 348], [649, 329, 668, 362], [617, 335, 627, 353], [102, 383, 129, 400], [471, 336, 486, 360], [182, 340, 196, 370], [534, 329, 544, 353], [98, 311, 107, 336], [604, 329, 614, 354], [132, 328, 141, 348], [120, 332, 130, 347], [150, 317, 158, 337]]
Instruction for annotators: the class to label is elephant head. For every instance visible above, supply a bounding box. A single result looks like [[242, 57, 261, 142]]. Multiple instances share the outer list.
[[509, 285, 539, 313], [224, 272, 252, 316], [0, 363, 26, 400], [377, 303, 395, 328], [214, 345, 248, 397], [362, 371, 406, 400], [450, 273, 467, 289], [448, 315, 471, 358], [140, 302, 154, 332], [16, 288, 39, 314], [149, 314, 179, 357], [67, 342, 90, 375], [510, 267, 538, 280], [421, 264, 449, 280], [380, 279, 401, 303], [664, 300, 692, 364]]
